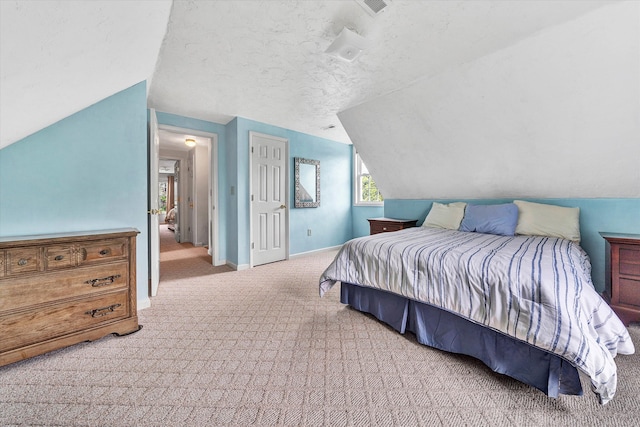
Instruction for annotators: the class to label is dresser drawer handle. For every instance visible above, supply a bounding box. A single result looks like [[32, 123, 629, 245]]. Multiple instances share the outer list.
[[85, 274, 122, 287], [85, 303, 122, 318], [18, 258, 28, 266], [99, 249, 111, 256], [54, 255, 64, 261]]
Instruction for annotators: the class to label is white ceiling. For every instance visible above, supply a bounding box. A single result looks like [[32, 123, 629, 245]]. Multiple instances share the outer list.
[[158, 129, 211, 153], [0, 0, 172, 149], [0, 0, 614, 150]]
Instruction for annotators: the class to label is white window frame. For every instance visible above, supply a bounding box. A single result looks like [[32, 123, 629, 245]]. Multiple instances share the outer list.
[[354, 149, 383, 206]]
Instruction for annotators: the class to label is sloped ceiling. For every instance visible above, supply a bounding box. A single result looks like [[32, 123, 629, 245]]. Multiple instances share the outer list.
[[0, 0, 172, 149], [1, 0, 614, 151], [339, 1, 639, 199]]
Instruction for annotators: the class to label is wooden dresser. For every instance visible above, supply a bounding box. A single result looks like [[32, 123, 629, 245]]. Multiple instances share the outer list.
[[601, 232, 640, 326], [368, 217, 418, 235], [0, 228, 140, 366]]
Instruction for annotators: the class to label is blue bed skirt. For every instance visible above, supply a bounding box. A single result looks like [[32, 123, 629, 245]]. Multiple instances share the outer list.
[[340, 282, 583, 397]]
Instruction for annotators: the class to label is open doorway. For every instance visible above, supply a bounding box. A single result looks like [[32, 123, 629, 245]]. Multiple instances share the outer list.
[[154, 125, 220, 285], [159, 159, 179, 237]]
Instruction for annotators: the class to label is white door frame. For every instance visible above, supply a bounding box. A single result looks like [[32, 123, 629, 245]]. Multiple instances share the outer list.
[[149, 109, 160, 297], [156, 124, 220, 266], [249, 131, 289, 268]]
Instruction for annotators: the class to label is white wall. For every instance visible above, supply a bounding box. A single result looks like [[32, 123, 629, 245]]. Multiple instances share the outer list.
[[339, 1, 639, 199], [194, 143, 210, 246]]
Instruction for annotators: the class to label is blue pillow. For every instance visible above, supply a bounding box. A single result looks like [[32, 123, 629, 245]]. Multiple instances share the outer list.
[[459, 203, 519, 236]]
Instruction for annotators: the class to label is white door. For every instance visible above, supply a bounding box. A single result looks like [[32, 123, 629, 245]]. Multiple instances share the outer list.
[[251, 132, 288, 266], [148, 109, 160, 296]]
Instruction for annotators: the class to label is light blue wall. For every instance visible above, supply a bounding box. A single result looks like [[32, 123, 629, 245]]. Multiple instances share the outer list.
[[384, 198, 640, 292], [0, 82, 149, 306], [352, 206, 385, 238], [154, 111, 228, 261], [150, 115, 355, 267], [288, 129, 353, 255], [231, 117, 353, 264]]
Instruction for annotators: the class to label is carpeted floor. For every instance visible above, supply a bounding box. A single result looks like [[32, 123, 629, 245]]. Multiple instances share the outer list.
[[1, 225, 639, 426]]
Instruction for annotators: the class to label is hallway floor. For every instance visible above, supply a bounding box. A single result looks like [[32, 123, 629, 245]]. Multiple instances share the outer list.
[[159, 224, 232, 282]]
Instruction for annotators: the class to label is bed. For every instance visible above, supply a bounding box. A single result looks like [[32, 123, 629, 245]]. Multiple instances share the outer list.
[[319, 201, 635, 404]]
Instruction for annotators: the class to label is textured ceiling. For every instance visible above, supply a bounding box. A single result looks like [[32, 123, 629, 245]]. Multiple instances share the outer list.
[[1, 1, 613, 150], [147, 0, 612, 145]]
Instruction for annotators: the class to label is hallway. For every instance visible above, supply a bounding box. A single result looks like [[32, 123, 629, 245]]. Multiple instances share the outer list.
[[159, 223, 232, 282]]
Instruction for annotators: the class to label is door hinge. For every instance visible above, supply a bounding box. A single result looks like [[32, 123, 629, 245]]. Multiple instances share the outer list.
[[251, 195, 254, 202], [251, 146, 254, 154], [251, 242, 254, 249]]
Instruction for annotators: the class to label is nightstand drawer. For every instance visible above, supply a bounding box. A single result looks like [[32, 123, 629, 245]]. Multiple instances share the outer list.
[[620, 247, 640, 277], [619, 278, 640, 308], [368, 218, 418, 235], [371, 223, 404, 234]]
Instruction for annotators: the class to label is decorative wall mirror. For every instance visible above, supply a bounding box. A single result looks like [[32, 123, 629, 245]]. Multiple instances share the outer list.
[[294, 157, 320, 208]]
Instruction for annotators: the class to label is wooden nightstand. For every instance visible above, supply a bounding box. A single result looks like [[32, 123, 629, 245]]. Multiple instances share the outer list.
[[600, 232, 640, 326], [368, 217, 418, 235]]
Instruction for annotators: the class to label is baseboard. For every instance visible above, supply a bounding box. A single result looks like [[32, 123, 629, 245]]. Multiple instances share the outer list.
[[137, 297, 151, 310], [289, 245, 343, 259], [226, 261, 250, 271]]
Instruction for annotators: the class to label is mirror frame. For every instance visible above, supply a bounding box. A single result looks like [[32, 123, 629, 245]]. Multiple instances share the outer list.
[[294, 157, 320, 208]]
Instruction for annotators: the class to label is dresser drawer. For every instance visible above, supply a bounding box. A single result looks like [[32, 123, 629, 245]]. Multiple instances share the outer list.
[[78, 239, 128, 265], [0, 290, 130, 353], [6, 248, 40, 275], [44, 245, 76, 270], [0, 262, 129, 313]]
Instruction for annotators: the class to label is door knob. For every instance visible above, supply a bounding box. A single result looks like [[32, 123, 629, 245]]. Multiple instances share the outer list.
[[280, 205, 287, 209]]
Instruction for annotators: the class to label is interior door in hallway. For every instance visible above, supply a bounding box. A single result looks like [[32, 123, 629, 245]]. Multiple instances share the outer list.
[[148, 109, 160, 297], [250, 132, 288, 266]]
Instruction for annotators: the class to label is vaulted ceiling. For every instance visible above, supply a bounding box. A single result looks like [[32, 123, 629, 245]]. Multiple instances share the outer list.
[[0, 0, 614, 150]]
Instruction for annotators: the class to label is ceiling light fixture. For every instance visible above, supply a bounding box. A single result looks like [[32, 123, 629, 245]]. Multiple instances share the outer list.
[[185, 138, 196, 147], [325, 27, 369, 62]]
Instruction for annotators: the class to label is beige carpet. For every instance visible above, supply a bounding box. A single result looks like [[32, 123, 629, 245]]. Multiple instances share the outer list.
[[1, 225, 639, 426]]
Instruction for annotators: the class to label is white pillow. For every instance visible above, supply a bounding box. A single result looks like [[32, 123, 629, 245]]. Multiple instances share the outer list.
[[513, 200, 581, 243], [422, 202, 467, 230]]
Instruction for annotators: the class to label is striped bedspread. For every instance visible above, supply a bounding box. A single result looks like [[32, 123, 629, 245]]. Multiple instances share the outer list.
[[319, 227, 635, 403]]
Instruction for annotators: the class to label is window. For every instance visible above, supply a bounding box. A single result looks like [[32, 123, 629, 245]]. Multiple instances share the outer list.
[[159, 181, 168, 213], [354, 150, 383, 205]]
